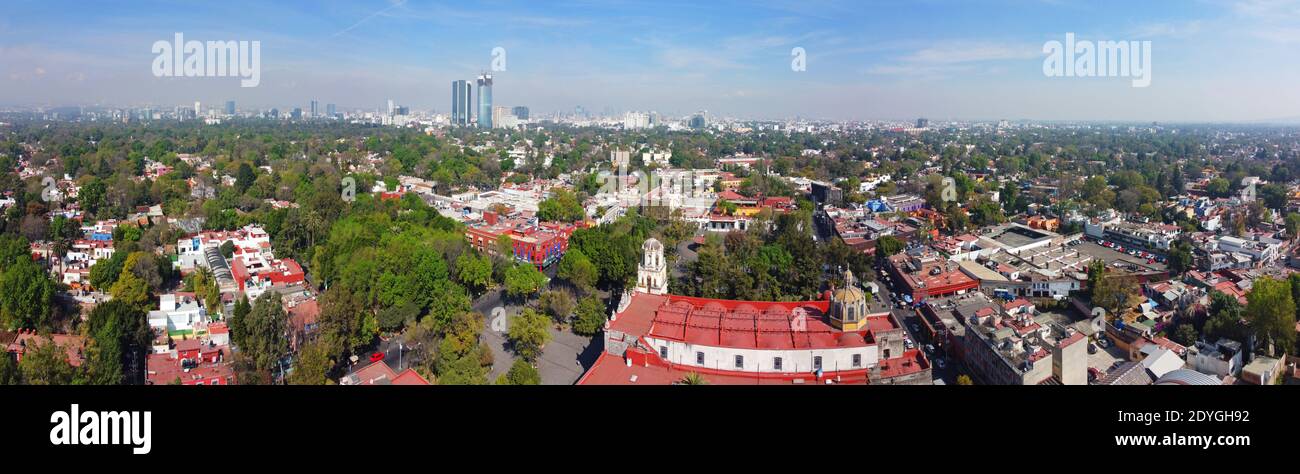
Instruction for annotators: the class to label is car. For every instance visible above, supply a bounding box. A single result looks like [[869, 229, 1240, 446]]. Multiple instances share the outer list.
[[925, 344, 936, 353], [935, 359, 946, 369], [369, 352, 385, 363], [910, 323, 920, 332]]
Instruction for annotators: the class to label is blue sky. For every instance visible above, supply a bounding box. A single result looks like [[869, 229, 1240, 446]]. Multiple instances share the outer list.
[[2, 0, 1299, 121]]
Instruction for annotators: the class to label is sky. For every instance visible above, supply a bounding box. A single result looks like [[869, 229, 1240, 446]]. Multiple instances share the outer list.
[[1, 0, 1299, 122]]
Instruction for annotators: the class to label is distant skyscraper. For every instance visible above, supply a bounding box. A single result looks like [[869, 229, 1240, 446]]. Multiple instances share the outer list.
[[477, 73, 493, 128], [225, 100, 236, 115], [511, 106, 529, 120], [194, 101, 201, 116], [326, 103, 336, 117], [291, 108, 302, 120], [917, 118, 929, 129], [387, 99, 395, 116], [310, 100, 319, 118], [451, 80, 472, 125], [689, 112, 707, 129]]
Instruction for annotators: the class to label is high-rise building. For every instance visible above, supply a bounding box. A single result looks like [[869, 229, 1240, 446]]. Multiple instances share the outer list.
[[310, 100, 319, 118], [917, 118, 929, 129], [451, 80, 473, 126], [511, 106, 529, 120], [387, 99, 395, 116], [225, 100, 236, 116], [291, 108, 302, 120], [194, 101, 201, 116], [326, 103, 337, 117], [476, 73, 493, 128]]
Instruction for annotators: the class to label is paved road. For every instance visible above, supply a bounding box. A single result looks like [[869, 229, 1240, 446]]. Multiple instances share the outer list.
[[472, 288, 520, 382], [671, 233, 700, 279], [536, 326, 601, 385], [876, 266, 960, 385]]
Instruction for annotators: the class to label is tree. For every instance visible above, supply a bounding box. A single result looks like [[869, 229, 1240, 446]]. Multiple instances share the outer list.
[[507, 308, 552, 361], [287, 341, 336, 385], [538, 289, 576, 323], [679, 372, 708, 385], [0, 351, 19, 385], [503, 358, 541, 385], [0, 257, 56, 330], [426, 279, 471, 333], [876, 235, 904, 257], [456, 253, 493, 294], [1204, 291, 1247, 342], [230, 295, 252, 346], [88, 251, 126, 290], [1092, 274, 1140, 319], [1285, 213, 1300, 242], [18, 338, 78, 385], [238, 292, 289, 374], [557, 249, 598, 293], [109, 271, 152, 313], [504, 264, 548, 300], [537, 188, 586, 222], [572, 295, 606, 337], [1244, 276, 1296, 356], [377, 300, 420, 333], [83, 300, 148, 385], [1166, 240, 1194, 277], [1172, 323, 1199, 347], [1206, 178, 1231, 198]]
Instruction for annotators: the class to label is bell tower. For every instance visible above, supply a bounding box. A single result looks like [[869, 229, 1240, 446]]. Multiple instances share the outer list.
[[636, 238, 668, 295]]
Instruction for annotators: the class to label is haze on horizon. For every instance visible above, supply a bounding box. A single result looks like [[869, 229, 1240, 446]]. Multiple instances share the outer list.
[[2, 0, 1299, 123]]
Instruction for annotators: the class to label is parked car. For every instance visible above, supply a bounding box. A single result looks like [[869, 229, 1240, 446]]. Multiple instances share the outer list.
[[935, 359, 946, 369], [369, 352, 385, 363]]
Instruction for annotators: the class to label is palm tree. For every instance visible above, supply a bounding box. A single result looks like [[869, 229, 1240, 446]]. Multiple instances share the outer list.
[[678, 372, 708, 385]]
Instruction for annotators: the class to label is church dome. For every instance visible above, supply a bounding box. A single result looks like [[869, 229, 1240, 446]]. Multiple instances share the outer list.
[[832, 270, 866, 305]]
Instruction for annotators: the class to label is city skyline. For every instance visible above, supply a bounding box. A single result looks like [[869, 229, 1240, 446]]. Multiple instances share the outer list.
[[1, 0, 1300, 122]]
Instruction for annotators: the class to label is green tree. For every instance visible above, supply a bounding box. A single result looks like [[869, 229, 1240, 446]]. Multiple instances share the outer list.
[[538, 289, 576, 323], [537, 188, 586, 222], [0, 352, 19, 385], [1204, 291, 1247, 342], [876, 235, 904, 257], [572, 295, 606, 336], [88, 251, 126, 289], [557, 249, 598, 292], [0, 257, 56, 330], [18, 338, 78, 385], [1172, 323, 1199, 347], [1244, 276, 1297, 356], [504, 264, 548, 300], [1166, 240, 1194, 277], [1092, 274, 1140, 319], [238, 292, 289, 373], [679, 372, 708, 385], [287, 341, 336, 385], [503, 358, 541, 385], [456, 253, 493, 294], [109, 271, 152, 313], [507, 308, 552, 361], [82, 300, 148, 385]]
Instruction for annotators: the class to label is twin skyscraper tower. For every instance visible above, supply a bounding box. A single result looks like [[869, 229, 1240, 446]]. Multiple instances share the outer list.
[[451, 74, 493, 128]]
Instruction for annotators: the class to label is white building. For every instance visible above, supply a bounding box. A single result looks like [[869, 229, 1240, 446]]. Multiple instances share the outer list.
[[147, 293, 208, 333]]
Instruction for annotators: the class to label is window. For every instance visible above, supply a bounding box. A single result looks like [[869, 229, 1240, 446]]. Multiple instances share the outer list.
[[696, 352, 705, 365], [734, 355, 744, 369], [852, 354, 862, 368], [773, 357, 783, 371], [659, 346, 668, 359], [813, 356, 823, 370]]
